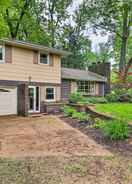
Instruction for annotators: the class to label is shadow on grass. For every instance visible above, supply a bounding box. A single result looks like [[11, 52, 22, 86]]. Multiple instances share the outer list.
[[60, 115, 132, 157]]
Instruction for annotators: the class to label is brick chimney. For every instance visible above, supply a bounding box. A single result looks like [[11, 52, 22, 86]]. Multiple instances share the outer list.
[[89, 62, 111, 94]]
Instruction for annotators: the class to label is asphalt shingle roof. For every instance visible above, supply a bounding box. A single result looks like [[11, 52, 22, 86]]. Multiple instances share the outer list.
[[61, 67, 107, 82]]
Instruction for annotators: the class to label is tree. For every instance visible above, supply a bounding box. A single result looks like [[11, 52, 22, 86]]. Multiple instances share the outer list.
[[38, 0, 73, 47], [85, 0, 132, 72], [61, 2, 93, 69], [17, 0, 50, 44], [1, 0, 31, 39], [0, 0, 50, 44], [94, 40, 113, 63]]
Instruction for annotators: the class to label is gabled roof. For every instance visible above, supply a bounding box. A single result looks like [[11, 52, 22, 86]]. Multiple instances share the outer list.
[[61, 67, 107, 82], [0, 39, 71, 56]]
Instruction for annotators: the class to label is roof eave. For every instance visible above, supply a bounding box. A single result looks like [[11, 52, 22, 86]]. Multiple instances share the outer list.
[[62, 76, 107, 82], [0, 39, 72, 56]]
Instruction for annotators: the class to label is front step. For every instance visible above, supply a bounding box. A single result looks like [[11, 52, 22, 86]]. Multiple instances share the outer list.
[[29, 112, 48, 118]]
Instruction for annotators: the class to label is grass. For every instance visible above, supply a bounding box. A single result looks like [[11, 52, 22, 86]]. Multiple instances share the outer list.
[[95, 103, 132, 121], [0, 156, 131, 184]]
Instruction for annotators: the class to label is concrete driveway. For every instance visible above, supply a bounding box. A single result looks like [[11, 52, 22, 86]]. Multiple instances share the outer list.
[[0, 116, 111, 157]]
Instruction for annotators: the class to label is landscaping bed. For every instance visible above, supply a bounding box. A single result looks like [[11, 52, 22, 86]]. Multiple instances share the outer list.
[[61, 93, 132, 149], [60, 115, 132, 157]]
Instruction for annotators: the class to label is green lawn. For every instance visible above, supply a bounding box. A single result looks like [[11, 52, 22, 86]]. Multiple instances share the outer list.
[[95, 103, 132, 121]]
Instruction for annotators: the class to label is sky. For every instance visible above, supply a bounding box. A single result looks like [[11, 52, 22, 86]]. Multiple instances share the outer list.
[[89, 33, 109, 53]]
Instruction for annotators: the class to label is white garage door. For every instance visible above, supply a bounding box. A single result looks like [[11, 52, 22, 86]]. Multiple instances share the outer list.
[[0, 87, 17, 115]]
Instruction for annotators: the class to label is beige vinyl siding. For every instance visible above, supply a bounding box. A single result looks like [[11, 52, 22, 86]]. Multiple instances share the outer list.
[[95, 83, 99, 96], [40, 86, 61, 102], [0, 46, 61, 84], [71, 81, 77, 93], [55, 86, 61, 101]]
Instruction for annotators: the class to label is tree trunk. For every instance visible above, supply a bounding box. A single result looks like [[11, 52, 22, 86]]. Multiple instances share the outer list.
[[49, 0, 55, 47], [51, 17, 55, 47], [119, 4, 129, 72], [123, 57, 132, 82]]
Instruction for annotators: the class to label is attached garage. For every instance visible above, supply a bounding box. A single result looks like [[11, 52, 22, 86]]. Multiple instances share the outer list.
[[0, 86, 17, 115]]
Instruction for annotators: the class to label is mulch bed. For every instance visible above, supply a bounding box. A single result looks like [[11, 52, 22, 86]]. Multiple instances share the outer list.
[[60, 114, 132, 157]]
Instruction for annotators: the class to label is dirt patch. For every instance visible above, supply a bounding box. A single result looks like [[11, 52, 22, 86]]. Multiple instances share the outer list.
[[0, 116, 131, 184], [0, 115, 112, 157], [0, 156, 131, 184]]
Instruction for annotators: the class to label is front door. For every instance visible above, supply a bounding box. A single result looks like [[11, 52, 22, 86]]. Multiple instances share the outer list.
[[28, 86, 40, 113]]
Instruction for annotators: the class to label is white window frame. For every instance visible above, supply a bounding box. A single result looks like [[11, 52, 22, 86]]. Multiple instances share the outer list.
[[45, 87, 55, 102], [0, 45, 5, 63], [39, 52, 49, 65], [77, 81, 96, 95]]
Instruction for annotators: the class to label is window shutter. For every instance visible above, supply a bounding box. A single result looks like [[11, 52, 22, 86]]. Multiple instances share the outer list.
[[5, 45, 12, 63], [33, 51, 39, 64], [49, 54, 54, 66]]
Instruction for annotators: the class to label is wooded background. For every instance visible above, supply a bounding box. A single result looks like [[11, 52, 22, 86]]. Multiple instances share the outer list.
[[0, 0, 132, 75]]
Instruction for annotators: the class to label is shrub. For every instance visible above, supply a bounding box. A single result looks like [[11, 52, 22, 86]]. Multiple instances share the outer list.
[[106, 88, 132, 103], [119, 93, 132, 102], [102, 119, 129, 140], [127, 89, 132, 102], [69, 92, 85, 104], [61, 105, 90, 121], [92, 118, 129, 140], [86, 97, 107, 104], [118, 88, 132, 102], [69, 92, 108, 104], [92, 118, 106, 129], [127, 88, 132, 96], [61, 105, 76, 116], [105, 91, 119, 102], [72, 111, 89, 121]]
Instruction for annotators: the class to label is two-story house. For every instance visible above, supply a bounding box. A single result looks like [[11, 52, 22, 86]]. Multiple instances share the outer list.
[[0, 39, 107, 116]]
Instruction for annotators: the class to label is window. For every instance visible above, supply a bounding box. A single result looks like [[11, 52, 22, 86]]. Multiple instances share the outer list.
[[46, 87, 55, 101], [40, 53, 49, 64], [0, 45, 4, 63], [77, 81, 96, 95]]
